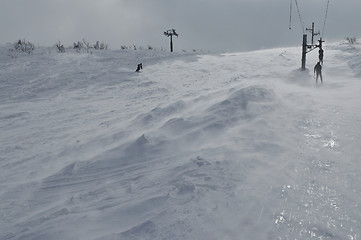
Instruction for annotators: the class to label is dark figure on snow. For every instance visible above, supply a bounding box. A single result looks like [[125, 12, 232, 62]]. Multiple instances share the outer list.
[[319, 48, 324, 64], [314, 62, 323, 83], [135, 63, 143, 72]]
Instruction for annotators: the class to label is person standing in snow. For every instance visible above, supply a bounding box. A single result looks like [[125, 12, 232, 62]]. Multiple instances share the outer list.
[[135, 63, 143, 72], [314, 62, 323, 83]]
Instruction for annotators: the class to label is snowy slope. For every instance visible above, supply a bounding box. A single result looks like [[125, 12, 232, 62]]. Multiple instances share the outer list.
[[1, 41, 361, 240]]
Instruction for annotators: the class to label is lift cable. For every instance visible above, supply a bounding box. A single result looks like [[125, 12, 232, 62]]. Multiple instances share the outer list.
[[294, 0, 305, 34], [289, 0, 293, 29], [321, 0, 330, 38]]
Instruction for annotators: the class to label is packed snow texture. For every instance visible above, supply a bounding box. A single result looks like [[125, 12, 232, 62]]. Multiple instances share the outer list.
[[1, 41, 361, 240]]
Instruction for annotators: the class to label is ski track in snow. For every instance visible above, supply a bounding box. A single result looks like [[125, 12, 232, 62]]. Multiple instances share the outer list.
[[1, 42, 361, 240]]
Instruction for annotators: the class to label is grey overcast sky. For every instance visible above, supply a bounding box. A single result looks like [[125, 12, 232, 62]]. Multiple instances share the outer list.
[[0, 0, 360, 52]]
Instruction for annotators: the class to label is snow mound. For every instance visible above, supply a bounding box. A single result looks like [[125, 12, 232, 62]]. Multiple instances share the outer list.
[[207, 86, 275, 119]]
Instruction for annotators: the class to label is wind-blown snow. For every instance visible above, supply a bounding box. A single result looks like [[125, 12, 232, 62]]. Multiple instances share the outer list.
[[1, 41, 361, 240]]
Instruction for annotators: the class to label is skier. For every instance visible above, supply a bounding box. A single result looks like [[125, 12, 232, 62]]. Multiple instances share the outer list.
[[314, 62, 323, 83], [135, 63, 143, 72]]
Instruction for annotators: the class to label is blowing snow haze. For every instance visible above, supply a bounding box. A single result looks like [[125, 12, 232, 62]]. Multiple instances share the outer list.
[[1, 36, 361, 239], [2, 1, 361, 239], [1, 0, 361, 52]]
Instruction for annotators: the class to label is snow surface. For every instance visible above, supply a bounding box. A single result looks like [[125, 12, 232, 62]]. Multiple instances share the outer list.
[[1, 41, 361, 240]]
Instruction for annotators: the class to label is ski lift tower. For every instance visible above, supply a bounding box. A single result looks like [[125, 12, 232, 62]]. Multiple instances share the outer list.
[[164, 29, 179, 52], [290, 0, 330, 71], [301, 22, 323, 71]]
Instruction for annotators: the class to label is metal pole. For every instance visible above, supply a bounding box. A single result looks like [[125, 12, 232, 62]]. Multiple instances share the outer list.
[[170, 35, 173, 52], [302, 34, 307, 70], [311, 22, 315, 45]]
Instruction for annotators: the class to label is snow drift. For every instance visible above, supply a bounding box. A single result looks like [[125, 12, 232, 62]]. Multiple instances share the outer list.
[[1, 42, 361, 240]]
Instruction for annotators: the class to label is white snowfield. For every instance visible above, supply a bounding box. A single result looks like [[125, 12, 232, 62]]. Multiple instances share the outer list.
[[1, 41, 361, 240]]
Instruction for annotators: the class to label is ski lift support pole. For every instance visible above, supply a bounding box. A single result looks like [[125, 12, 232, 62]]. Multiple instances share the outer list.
[[301, 22, 323, 71], [301, 34, 307, 71], [164, 29, 179, 52], [306, 22, 320, 46], [170, 34, 173, 52]]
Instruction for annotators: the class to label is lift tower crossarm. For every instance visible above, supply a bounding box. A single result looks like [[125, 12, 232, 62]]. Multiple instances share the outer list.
[[306, 22, 320, 46]]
